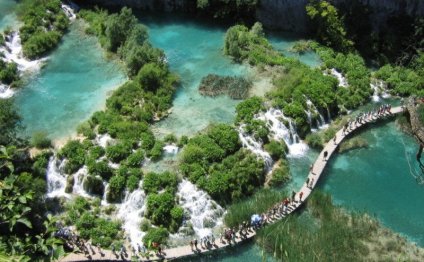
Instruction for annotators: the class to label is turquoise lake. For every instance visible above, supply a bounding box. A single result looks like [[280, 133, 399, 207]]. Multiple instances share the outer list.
[[141, 14, 320, 138], [1, 2, 423, 260], [15, 21, 126, 140], [0, 0, 18, 31]]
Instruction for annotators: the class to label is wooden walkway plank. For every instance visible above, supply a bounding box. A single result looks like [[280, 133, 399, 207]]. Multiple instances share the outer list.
[[60, 106, 403, 262]]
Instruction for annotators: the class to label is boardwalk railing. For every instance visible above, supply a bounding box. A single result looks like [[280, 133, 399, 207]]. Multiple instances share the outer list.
[[60, 106, 404, 262]]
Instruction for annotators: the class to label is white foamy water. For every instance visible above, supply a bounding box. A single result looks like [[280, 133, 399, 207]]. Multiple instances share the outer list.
[[163, 144, 179, 155], [46, 157, 69, 198], [371, 79, 390, 102], [0, 84, 14, 99], [176, 180, 224, 238], [72, 166, 93, 198], [257, 108, 309, 157], [95, 134, 113, 148], [0, 32, 45, 73], [117, 187, 147, 249], [238, 125, 273, 169], [306, 99, 329, 130], [324, 68, 348, 88], [61, 4, 77, 20]]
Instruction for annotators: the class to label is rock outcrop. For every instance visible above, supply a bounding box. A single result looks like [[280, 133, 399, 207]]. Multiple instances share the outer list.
[[77, 0, 424, 33]]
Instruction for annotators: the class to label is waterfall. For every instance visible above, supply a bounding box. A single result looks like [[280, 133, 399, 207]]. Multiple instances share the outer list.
[[371, 79, 390, 102], [46, 157, 70, 198], [176, 180, 224, 239], [238, 125, 273, 170], [324, 68, 348, 88], [0, 84, 14, 99], [95, 134, 113, 148], [117, 187, 147, 249], [72, 166, 92, 198], [257, 108, 309, 157], [306, 99, 328, 130], [163, 144, 179, 155], [0, 32, 45, 73], [61, 3, 77, 20]]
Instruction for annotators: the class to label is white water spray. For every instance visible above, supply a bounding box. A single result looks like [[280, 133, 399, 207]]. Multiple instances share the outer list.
[[324, 68, 348, 88], [117, 187, 147, 249], [46, 157, 69, 198], [176, 180, 224, 238], [0, 84, 14, 99]]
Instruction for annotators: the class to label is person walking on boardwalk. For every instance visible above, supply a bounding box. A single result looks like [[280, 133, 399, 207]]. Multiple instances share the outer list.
[[323, 151, 328, 161], [291, 191, 296, 202], [190, 240, 194, 251], [299, 191, 304, 202], [306, 178, 310, 187], [333, 135, 337, 145], [310, 164, 315, 175], [194, 239, 198, 250], [309, 178, 314, 188]]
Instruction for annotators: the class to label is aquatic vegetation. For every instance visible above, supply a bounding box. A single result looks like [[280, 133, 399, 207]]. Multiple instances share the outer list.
[[143, 227, 169, 246], [18, 0, 69, 59], [30, 131, 52, 149], [198, 74, 252, 99], [224, 189, 286, 228], [263, 140, 287, 161], [268, 160, 291, 187], [0, 58, 19, 86], [338, 137, 368, 153], [143, 172, 179, 195]]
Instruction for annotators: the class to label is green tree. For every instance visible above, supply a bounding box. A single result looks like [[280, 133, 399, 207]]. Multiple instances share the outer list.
[[306, 0, 353, 52]]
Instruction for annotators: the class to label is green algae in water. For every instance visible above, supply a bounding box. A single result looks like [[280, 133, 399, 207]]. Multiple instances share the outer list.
[[15, 21, 126, 140]]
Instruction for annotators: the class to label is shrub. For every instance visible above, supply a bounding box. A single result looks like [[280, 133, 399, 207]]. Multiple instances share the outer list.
[[83, 175, 104, 197], [126, 174, 140, 192], [147, 140, 164, 161], [143, 227, 169, 246], [170, 206, 184, 233], [264, 140, 286, 161], [58, 140, 86, 174], [143, 172, 178, 195], [106, 175, 126, 203], [146, 192, 175, 227], [87, 160, 114, 181], [77, 122, 96, 139], [305, 133, 323, 149], [125, 150, 144, 167], [269, 160, 291, 187], [30, 131, 51, 149], [140, 219, 151, 232], [106, 142, 132, 163]]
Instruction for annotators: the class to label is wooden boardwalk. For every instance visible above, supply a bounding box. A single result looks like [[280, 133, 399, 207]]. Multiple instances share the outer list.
[[61, 106, 404, 262]]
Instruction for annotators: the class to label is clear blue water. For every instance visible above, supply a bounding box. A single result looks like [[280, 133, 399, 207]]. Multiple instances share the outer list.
[[0, 0, 18, 31], [320, 120, 424, 246], [15, 21, 126, 140], [141, 15, 320, 138], [3, 3, 422, 257]]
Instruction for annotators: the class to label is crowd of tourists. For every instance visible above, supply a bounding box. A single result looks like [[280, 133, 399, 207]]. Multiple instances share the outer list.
[[343, 103, 393, 135]]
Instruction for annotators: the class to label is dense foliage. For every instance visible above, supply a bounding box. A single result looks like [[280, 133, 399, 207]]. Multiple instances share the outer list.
[[374, 53, 424, 97], [18, 0, 69, 59], [180, 123, 266, 204], [0, 99, 63, 260], [66, 197, 122, 247], [0, 57, 19, 87], [306, 0, 353, 53]]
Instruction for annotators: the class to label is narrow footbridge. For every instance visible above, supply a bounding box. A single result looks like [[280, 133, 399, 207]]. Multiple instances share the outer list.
[[61, 106, 404, 262]]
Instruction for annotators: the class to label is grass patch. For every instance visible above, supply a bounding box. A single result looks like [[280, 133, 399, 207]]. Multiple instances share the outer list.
[[224, 189, 286, 228]]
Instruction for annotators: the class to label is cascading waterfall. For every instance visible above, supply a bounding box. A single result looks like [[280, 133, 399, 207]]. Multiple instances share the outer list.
[[61, 3, 77, 20], [72, 166, 92, 198], [95, 134, 114, 148], [371, 79, 390, 102], [257, 108, 309, 157], [0, 83, 14, 99], [324, 68, 348, 88], [238, 125, 273, 170], [176, 180, 224, 238], [163, 144, 179, 155], [306, 99, 328, 130], [46, 157, 69, 198], [117, 187, 147, 249], [0, 32, 44, 73]]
